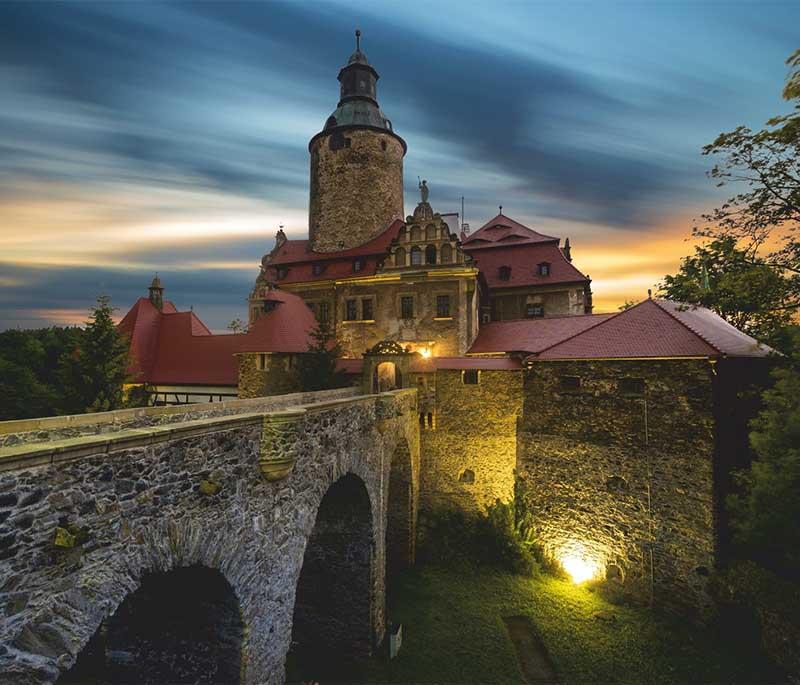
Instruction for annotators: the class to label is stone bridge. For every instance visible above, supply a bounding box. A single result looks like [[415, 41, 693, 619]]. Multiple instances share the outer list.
[[0, 387, 420, 684]]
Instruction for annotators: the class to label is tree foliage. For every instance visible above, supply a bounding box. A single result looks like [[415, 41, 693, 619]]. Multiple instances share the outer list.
[[297, 319, 348, 392], [727, 330, 800, 579], [59, 295, 132, 413], [660, 237, 796, 348], [692, 49, 799, 294]]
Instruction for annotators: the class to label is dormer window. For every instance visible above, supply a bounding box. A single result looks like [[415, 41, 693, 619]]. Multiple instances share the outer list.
[[312, 263, 325, 276], [538, 262, 551, 276], [276, 267, 288, 280], [499, 266, 511, 281], [353, 258, 365, 272]]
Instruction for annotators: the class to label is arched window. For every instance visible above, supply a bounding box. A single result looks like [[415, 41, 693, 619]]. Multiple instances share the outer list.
[[441, 225, 450, 239], [398, 226, 407, 242], [425, 244, 437, 264], [425, 224, 437, 240], [410, 246, 422, 265], [394, 247, 406, 267], [440, 243, 453, 264], [411, 226, 422, 242]]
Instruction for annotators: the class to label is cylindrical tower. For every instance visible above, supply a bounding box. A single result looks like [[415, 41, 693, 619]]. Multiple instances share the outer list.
[[308, 32, 406, 252]]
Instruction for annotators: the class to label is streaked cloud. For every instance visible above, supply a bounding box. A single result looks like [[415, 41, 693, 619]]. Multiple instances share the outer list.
[[0, 0, 797, 329]]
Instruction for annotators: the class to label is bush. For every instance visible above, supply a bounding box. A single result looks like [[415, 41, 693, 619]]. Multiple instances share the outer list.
[[420, 500, 537, 576]]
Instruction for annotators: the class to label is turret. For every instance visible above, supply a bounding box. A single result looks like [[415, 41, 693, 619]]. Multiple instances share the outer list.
[[308, 30, 406, 252], [148, 275, 164, 311]]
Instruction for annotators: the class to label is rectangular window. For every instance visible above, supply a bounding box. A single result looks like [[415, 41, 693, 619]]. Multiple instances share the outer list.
[[526, 303, 545, 318], [401, 295, 414, 319], [362, 298, 374, 321], [317, 301, 330, 323], [558, 376, 581, 393], [436, 295, 451, 318], [345, 299, 358, 321], [462, 369, 480, 385], [258, 353, 266, 371], [619, 377, 645, 396]]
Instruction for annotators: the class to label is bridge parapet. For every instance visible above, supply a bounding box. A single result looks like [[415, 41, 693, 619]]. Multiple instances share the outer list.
[[0, 387, 358, 449]]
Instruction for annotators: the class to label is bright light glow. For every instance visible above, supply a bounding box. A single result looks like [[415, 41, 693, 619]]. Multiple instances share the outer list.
[[561, 553, 600, 584], [419, 347, 432, 359]]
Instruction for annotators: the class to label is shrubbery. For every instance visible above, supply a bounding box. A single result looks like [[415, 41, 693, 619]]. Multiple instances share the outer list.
[[420, 499, 537, 576]]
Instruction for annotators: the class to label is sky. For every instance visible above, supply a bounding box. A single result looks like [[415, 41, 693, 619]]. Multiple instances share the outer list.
[[1, 0, 798, 331]]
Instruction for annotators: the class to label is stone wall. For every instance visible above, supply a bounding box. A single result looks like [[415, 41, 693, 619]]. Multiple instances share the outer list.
[[419, 369, 523, 521], [309, 129, 404, 253], [517, 359, 717, 611], [237, 353, 303, 400], [489, 284, 585, 320], [0, 389, 420, 684]]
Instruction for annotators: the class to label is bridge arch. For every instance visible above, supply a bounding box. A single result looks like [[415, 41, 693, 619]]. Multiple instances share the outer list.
[[288, 472, 374, 680], [58, 565, 243, 684]]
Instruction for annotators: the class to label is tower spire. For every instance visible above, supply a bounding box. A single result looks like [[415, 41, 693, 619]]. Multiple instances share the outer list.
[[355, 28, 361, 52]]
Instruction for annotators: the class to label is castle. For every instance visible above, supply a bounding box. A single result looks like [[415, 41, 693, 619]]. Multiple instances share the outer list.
[[118, 34, 773, 609]]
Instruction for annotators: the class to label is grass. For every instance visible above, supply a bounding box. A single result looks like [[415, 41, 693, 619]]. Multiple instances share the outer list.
[[290, 564, 783, 684]]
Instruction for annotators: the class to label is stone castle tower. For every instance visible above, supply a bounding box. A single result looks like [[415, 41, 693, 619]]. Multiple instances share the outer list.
[[308, 31, 406, 252]]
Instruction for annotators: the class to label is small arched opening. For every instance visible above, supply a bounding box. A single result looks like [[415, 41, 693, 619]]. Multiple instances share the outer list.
[[425, 244, 437, 265], [58, 566, 243, 684], [288, 474, 374, 680], [440, 243, 453, 263], [394, 246, 406, 266]]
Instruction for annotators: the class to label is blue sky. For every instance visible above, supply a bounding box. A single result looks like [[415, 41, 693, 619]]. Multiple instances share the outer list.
[[1, 0, 797, 329]]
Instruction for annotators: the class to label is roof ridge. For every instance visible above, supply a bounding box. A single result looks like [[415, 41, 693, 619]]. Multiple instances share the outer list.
[[487, 312, 612, 324], [532, 302, 642, 355], [651, 299, 723, 354]]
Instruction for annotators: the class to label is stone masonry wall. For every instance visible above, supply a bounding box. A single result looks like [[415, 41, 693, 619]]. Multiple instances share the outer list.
[[419, 369, 523, 523], [517, 359, 716, 611], [237, 353, 303, 400], [0, 389, 419, 684], [309, 129, 404, 252]]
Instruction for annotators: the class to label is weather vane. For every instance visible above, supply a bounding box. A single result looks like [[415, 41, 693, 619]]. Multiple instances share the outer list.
[[355, 29, 361, 51]]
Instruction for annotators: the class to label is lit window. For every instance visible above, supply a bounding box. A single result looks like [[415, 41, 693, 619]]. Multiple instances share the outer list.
[[362, 298, 374, 321], [499, 266, 511, 281], [526, 303, 544, 318], [619, 377, 645, 396], [401, 296, 414, 319], [345, 299, 358, 321], [411, 246, 422, 265], [538, 263, 551, 276], [559, 376, 581, 393], [462, 369, 479, 385], [436, 295, 451, 318]]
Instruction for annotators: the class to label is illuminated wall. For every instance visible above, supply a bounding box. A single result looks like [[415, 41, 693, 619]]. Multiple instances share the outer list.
[[517, 358, 717, 610]]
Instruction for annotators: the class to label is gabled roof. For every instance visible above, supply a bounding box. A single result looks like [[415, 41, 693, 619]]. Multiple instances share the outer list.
[[468, 313, 615, 355], [462, 214, 558, 250], [263, 219, 404, 285], [534, 299, 774, 360], [238, 290, 317, 353], [466, 241, 589, 290], [118, 297, 179, 382]]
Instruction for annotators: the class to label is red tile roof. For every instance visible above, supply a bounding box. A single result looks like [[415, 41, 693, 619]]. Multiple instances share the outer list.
[[465, 241, 589, 290], [264, 219, 404, 285], [462, 214, 558, 249], [468, 313, 615, 355], [119, 290, 318, 387], [534, 299, 774, 360]]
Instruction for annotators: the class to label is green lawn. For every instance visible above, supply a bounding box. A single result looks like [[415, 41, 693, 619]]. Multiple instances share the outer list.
[[290, 564, 783, 684]]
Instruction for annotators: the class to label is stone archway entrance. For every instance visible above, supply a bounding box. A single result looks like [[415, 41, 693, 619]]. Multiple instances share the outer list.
[[374, 360, 401, 392], [58, 566, 244, 684], [288, 473, 374, 680]]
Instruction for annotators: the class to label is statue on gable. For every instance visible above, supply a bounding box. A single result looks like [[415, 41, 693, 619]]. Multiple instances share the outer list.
[[419, 178, 429, 204]]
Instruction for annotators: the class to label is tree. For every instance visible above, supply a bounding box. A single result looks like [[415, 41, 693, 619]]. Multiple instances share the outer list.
[[59, 296, 132, 413], [298, 319, 348, 391], [660, 236, 796, 348], [727, 330, 800, 578], [692, 49, 799, 298], [227, 318, 248, 334]]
